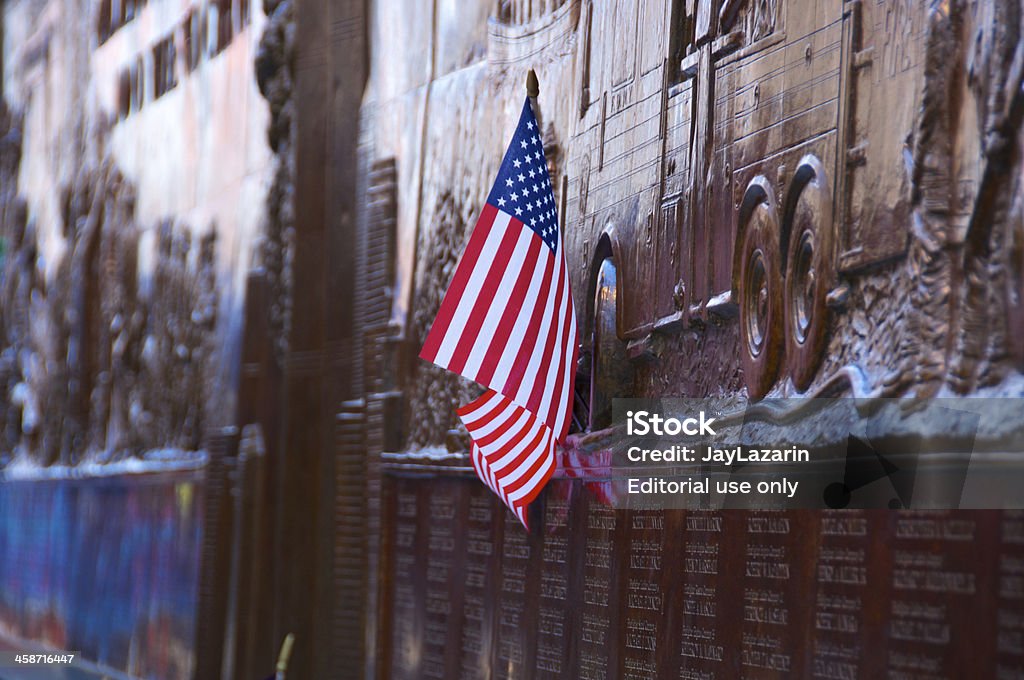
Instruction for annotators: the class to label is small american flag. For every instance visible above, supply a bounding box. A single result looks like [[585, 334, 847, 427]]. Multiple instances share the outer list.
[[420, 97, 578, 528]]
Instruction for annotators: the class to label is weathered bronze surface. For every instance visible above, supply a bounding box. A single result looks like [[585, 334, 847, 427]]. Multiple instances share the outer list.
[[0, 111, 222, 464], [362, 0, 1024, 677], [378, 478, 1024, 678], [2, 0, 1024, 676]]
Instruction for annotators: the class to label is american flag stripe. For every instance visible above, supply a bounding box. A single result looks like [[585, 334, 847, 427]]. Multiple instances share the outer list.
[[459, 392, 515, 482], [496, 427, 550, 492], [504, 252, 559, 399], [473, 236, 543, 385], [490, 428, 548, 494], [519, 256, 570, 432], [419, 205, 506, 366], [476, 408, 531, 449], [526, 255, 569, 417], [557, 287, 578, 428], [421, 97, 576, 529], [491, 250, 555, 393], [554, 312, 579, 436], [446, 223, 526, 375], [460, 392, 521, 489], [470, 445, 496, 496], [503, 434, 554, 503], [429, 210, 513, 368], [486, 414, 542, 471], [456, 228, 537, 377], [470, 445, 484, 483], [542, 278, 577, 438], [459, 390, 555, 522], [479, 411, 536, 488], [461, 390, 511, 432]]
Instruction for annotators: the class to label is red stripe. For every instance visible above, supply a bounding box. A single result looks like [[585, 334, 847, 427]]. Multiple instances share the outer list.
[[478, 413, 536, 463], [515, 455, 555, 507], [470, 444, 484, 480], [419, 204, 499, 363], [478, 448, 498, 495], [457, 393, 504, 427], [525, 257, 567, 420], [475, 236, 544, 387], [514, 506, 529, 530], [486, 425, 547, 487], [462, 404, 507, 435], [502, 251, 556, 397], [501, 433, 553, 496], [542, 277, 575, 432], [464, 405, 516, 448], [474, 405, 526, 448], [556, 328, 580, 441], [517, 454, 555, 505], [446, 216, 522, 375], [457, 391, 495, 418]]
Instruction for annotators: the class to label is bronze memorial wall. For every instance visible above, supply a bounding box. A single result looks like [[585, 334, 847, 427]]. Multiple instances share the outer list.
[[378, 475, 1020, 679], [353, 0, 1024, 678]]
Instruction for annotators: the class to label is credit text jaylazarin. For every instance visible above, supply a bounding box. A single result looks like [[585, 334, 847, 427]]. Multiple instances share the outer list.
[[624, 410, 811, 466], [624, 410, 808, 498]]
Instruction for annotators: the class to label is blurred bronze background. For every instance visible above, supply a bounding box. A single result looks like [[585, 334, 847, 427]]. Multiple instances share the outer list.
[[2, 0, 1024, 678]]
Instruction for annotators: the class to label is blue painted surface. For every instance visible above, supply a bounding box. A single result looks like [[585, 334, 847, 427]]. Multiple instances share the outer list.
[[0, 471, 204, 679]]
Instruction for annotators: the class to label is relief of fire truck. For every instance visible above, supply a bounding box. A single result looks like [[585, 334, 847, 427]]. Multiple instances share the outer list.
[[561, 0, 1023, 428]]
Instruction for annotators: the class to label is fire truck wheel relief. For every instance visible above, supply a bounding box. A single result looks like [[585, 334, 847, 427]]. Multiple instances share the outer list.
[[783, 158, 834, 391], [739, 185, 783, 401]]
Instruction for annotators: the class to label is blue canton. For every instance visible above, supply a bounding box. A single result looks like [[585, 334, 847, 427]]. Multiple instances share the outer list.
[[486, 98, 560, 251]]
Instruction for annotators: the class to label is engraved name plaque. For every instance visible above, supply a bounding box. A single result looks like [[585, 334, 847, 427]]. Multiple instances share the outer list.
[[679, 512, 729, 679], [460, 489, 498, 679], [388, 482, 422, 678], [534, 484, 572, 678], [422, 484, 464, 679], [574, 486, 620, 680], [618, 506, 670, 680], [495, 504, 538, 679], [809, 510, 872, 680]]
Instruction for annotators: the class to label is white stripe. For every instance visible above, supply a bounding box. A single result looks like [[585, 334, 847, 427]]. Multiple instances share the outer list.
[[514, 252, 565, 406], [477, 408, 532, 456], [507, 446, 554, 505], [484, 418, 544, 480], [464, 402, 506, 488], [470, 444, 485, 484], [474, 444, 500, 496], [481, 451, 500, 496], [432, 211, 513, 367], [477, 408, 533, 468], [491, 246, 553, 401], [460, 390, 505, 426], [551, 306, 578, 437], [462, 394, 524, 491], [497, 427, 552, 491], [507, 438, 555, 503], [462, 227, 535, 380], [481, 408, 533, 492], [536, 263, 572, 424], [462, 400, 518, 440]]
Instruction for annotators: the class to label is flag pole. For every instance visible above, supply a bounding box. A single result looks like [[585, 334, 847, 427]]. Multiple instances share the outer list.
[[526, 68, 540, 98], [526, 68, 541, 154], [274, 633, 294, 680], [525, 66, 545, 537]]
